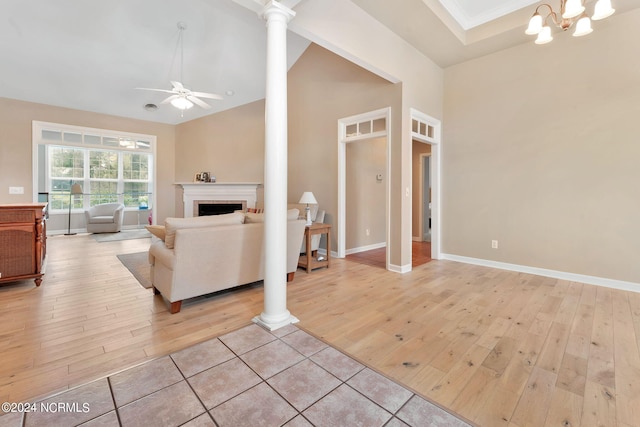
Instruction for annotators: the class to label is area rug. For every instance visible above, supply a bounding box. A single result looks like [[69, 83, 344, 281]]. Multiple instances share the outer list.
[[117, 251, 151, 289], [92, 229, 151, 243]]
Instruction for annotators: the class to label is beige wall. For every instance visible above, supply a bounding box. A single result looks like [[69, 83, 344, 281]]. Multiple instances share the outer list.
[[293, 0, 444, 268], [0, 97, 176, 230], [174, 100, 267, 216], [442, 9, 640, 283], [346, 137, 386, 250], [287, 44, 401, 252], [412, 140, 431, 239]]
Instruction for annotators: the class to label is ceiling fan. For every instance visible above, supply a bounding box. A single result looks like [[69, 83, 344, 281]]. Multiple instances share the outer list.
[[136, 22, 223, 112]]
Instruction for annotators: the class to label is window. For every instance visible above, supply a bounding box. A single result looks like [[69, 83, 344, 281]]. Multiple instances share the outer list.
[[33, 121, 155, 212], [412, 118, 437, 142]]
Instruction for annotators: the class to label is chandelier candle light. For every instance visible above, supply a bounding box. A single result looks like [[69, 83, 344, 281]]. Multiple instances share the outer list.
[[525, 0, 615, 44]]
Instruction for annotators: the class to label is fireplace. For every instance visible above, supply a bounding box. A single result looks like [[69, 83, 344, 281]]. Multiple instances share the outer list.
[[196, 200, 245, 217], [177, 182, 261, 218]]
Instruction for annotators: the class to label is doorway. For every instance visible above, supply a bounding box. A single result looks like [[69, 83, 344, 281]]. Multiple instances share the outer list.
[[338, 108, 390, 269], [422, 154, 431, 242], [411, 109, 441, 262]]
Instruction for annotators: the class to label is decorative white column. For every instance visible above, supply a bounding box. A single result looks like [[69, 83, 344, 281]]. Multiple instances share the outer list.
[[253, 1, 298, 331]]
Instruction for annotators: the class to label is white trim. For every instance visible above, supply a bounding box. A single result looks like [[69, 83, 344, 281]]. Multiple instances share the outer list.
[[345, 242, 386, 256], [441, 253, 640, 293], [338, 107, 391, 270], [388, 263, 411, 274], [410, 109, 441, 261]]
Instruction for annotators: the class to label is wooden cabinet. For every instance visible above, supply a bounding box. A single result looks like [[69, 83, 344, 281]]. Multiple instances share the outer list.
[[0, 203, 47, 286]]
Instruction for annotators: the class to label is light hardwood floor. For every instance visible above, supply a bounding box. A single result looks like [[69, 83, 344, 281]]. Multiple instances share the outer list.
[[1, 233, 639, 426]]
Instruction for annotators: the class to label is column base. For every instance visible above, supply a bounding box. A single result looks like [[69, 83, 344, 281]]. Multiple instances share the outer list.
[[252, 314, 299, 331]]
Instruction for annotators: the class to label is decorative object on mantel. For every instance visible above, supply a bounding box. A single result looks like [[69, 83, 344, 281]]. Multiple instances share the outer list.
[[194, 172, 213, 182], [299, 191, 318, 226], [525, 0, 615, 44], [65, 182, 83, 236]]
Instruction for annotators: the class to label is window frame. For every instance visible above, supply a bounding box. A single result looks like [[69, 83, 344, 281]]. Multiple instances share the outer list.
[[32, 121, 156, 214]]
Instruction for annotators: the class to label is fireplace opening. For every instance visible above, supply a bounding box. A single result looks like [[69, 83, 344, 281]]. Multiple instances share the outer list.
[[196, 201, 245, 217]]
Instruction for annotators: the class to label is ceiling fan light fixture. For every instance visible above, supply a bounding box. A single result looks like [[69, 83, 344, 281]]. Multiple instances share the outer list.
[[135, 21, 222, 114], [170, 97, 194, 110]]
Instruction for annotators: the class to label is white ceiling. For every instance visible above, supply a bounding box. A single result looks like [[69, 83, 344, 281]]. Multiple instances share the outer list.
[[1, 0, 636, 125]]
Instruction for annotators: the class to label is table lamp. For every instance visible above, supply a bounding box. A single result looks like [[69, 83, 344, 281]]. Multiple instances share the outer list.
[[298, 191, 317, 226]]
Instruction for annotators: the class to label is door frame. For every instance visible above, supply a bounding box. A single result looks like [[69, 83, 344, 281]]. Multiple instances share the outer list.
[[411, 108, 441, 260], [337, 107, 391, 269]]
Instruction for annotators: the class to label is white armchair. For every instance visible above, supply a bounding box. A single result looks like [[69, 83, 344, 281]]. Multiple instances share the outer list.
[[85, 203, 125, 233]]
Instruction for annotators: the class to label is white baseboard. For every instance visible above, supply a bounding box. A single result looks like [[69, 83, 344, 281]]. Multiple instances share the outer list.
[[344, 242, 386, 256], [389, 263, 411, 273], [441, 253, 640, 293]]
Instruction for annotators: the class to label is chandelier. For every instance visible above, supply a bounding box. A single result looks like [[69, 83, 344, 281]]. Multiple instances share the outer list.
[[525, 0, 615, 44]]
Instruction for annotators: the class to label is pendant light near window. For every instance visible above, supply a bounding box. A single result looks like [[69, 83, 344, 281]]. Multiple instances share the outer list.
[[525, 0, 614, 44]]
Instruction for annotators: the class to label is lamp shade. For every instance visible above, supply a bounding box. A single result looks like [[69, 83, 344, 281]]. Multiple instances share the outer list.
[[70, 183, 83, 195], [562, 0, 585, 19], [573, 17, 593, 36], [592, 0, 615, 20], [525, 13, 543, 35], [299, 192, 317, 205], [535, 26, 553, 44]]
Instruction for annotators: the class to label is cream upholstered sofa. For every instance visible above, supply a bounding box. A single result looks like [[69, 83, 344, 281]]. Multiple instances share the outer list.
[[85, 203, 124, 233], [147, 211, 305, 314]]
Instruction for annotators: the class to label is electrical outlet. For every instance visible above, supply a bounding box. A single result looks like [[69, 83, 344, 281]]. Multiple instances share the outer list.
[[491, 240, 498, 249], [9, 186, 24, 194], [366, 228, 370, 236]]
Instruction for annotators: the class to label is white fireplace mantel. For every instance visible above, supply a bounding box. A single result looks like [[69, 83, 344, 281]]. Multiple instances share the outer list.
[[176, 182, 262, 217]]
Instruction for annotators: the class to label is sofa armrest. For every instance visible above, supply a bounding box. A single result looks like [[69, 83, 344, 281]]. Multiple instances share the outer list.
[[149, 240, 176, 270]]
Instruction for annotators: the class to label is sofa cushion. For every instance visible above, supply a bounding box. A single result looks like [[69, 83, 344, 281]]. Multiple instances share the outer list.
[[164, 212, 245, 249], [145, 225, 166, 241], [245, 208, 299, 223]]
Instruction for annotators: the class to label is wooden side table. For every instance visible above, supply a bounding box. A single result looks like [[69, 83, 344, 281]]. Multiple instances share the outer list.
[[298, 222, 331, 273]]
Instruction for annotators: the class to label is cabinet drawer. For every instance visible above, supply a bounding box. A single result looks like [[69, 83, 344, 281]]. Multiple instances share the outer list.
[[0, 210, 35, 224]]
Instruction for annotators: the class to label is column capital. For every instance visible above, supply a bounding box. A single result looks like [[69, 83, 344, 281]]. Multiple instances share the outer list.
[[260, 0, 296, 23]]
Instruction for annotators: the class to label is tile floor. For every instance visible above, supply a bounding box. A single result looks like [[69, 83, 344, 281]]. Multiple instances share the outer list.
[[3, 324, 471, 427]]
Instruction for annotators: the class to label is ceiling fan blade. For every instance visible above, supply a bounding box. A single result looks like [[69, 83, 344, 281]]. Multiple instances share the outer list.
[[190, 91, 223, 100], [187, 96, 212, 109], [171, 81, 185, 91], [160, 94, 179, 104], [136, 87, 176, 94]]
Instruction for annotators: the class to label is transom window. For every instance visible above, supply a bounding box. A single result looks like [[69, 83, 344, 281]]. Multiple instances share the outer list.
[[33, 121, 155, 212]]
